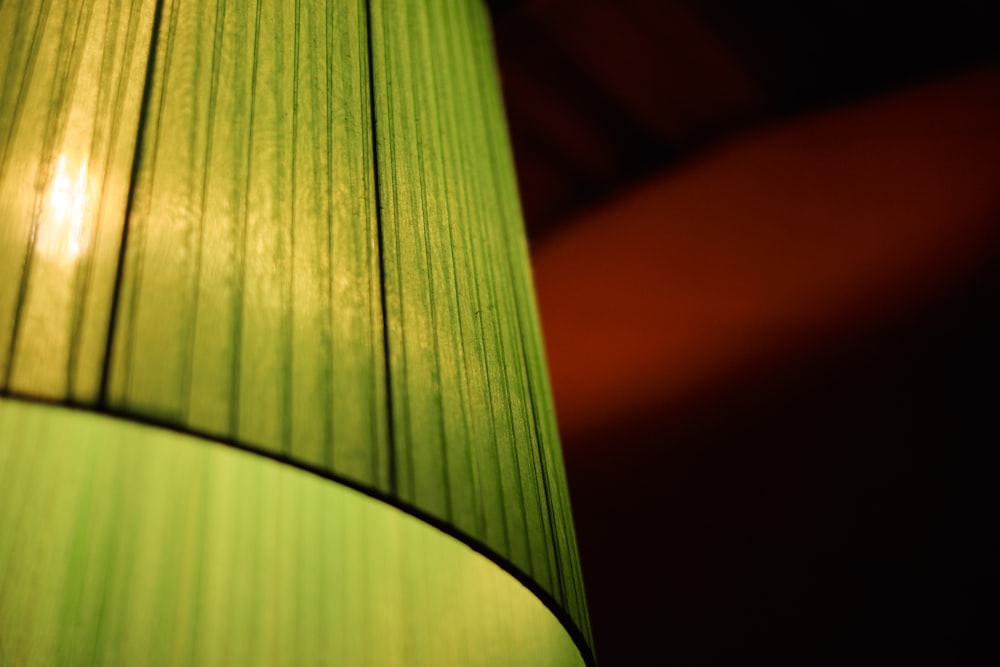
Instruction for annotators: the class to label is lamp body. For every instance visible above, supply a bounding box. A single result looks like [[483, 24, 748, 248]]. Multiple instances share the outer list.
[[0, 0, 592, 664]]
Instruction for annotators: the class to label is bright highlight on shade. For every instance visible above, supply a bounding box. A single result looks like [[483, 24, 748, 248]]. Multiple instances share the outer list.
[[38, 154, 90, 263]]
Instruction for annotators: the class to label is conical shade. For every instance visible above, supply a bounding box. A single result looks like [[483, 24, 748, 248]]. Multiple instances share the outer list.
[[0, 0, 593, 665]]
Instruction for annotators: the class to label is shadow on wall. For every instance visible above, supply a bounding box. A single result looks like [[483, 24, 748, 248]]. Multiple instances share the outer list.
[[533, 67, 1000, 665]]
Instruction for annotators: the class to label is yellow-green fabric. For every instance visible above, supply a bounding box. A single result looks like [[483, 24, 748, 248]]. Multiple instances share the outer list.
[[0, 0, 593, 663], [0, 398, 586, 667]]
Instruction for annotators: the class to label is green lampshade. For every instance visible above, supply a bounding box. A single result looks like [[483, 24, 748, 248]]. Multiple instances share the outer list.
[[0, 0, 593, 665]]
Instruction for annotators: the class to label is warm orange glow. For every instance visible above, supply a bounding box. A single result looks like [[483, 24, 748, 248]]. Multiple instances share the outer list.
[[533, 68, 1000, 442]]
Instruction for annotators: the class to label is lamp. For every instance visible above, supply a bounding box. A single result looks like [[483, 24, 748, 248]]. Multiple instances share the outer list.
[[0, 0, 593, 665]]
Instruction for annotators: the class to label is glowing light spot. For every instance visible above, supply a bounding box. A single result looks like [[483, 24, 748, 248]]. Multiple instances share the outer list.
[[38, 154, 90, 263]]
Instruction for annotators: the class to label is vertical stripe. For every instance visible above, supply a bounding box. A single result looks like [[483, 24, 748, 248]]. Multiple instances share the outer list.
[[0, 0, 592, 656]]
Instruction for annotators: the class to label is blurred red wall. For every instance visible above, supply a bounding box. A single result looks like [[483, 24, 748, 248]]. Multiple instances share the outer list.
[[532, 68, 1000, 665]]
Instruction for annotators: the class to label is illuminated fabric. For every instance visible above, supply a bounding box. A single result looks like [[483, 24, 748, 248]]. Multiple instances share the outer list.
[[0, 0, 593, 664]]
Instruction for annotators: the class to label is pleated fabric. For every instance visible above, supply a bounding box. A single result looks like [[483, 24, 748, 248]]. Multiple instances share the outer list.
[[0, 0, 592, 662], [0, 400, 586, 667]]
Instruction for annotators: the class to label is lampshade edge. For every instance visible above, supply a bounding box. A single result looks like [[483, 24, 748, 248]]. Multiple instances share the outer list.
[[0, 392, 596, 666]]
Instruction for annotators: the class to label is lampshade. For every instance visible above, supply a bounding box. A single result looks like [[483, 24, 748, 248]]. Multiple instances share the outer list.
[[0, 0, 593, 665]]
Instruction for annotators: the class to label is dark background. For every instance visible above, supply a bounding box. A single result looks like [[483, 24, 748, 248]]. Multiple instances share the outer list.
[[494, 0, 1000, 235], [489, 1, 1000, 664]]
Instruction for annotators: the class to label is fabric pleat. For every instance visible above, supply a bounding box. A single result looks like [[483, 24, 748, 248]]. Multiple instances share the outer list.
[[0, 0, 593, 662]]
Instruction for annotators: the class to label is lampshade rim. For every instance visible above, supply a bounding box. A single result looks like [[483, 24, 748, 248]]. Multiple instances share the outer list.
[[0, 390, 596, 667]]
